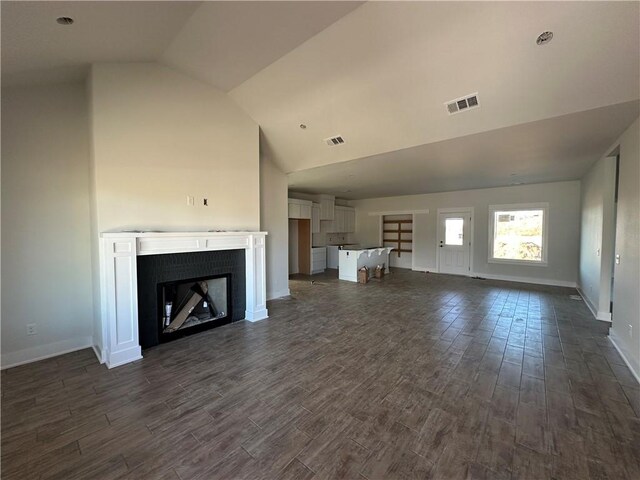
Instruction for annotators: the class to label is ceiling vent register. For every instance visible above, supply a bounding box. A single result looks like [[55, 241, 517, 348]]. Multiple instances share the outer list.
[[324, 135, 345, 146], [445, 93, 480, 115]]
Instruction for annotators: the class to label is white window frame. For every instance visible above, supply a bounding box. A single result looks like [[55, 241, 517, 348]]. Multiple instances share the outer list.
[[488, 202, 549, 266]]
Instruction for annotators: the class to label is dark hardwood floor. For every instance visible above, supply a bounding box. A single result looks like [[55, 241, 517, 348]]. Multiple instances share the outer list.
[[2, 269, 639, 479]]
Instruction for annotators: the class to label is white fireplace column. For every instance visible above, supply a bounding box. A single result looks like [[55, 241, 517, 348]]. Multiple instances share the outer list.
[[98, 232, 268, 368]]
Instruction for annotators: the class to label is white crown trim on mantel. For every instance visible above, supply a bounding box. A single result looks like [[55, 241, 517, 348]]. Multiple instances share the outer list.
[[99, 231, 268, 369]]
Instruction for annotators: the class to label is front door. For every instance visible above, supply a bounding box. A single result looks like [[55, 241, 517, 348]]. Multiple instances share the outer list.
[[438, 211, 471, 275]]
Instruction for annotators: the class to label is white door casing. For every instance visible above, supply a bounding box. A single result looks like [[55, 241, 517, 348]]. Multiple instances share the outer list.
[[437, 209, 473, 276]]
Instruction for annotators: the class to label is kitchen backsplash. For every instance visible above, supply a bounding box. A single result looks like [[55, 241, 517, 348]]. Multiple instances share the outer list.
[[313, 232, 353, 246]]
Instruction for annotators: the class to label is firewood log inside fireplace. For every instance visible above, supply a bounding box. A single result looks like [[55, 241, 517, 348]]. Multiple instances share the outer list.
[[164, 281, 208, 332]]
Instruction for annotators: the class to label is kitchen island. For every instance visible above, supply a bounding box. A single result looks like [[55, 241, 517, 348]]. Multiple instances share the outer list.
[[338, 247, 394, 282]]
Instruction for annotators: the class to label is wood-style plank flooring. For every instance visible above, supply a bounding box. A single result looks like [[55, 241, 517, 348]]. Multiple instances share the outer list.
[[2, 269, 640, 479]]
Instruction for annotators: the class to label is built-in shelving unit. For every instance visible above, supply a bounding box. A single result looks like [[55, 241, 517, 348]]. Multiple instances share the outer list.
[[383, 216, 412, 257]]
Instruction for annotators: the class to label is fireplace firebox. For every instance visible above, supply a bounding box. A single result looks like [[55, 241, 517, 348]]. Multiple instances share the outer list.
[[158, 273, 232, 344], [137, 249, 245, 349]]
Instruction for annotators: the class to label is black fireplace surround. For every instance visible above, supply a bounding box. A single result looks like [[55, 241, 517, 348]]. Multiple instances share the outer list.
[[137, 249, 245, 349]]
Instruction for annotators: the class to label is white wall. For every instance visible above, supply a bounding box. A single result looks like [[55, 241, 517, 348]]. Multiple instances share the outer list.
[[88, 63, 261, 355], [260, 155, 289, 299], [89, 63, 260, 233], [1, 83, 94, 367], [607, 117, 640, 379], [352, 181, 581, 286], [412, 213, 430, 271], [579, 156, 616, 319], [86, 71, 103, 357]]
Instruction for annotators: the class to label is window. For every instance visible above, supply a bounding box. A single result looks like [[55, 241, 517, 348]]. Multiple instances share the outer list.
[[444, 218, 464, 245], [488, 203, 548, 265]]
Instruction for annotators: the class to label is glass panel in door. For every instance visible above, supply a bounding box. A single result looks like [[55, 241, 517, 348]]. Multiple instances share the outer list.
[[445, 218, 464, 245]]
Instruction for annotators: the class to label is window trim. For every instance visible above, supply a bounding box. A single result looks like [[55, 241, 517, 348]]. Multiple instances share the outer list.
[[488, 202, 549, 267]]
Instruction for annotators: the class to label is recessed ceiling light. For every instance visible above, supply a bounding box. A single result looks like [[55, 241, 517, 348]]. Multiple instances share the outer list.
[[56, 16, 74, 25], [299, 124, 307, 130], [536, 31, 553, 45]]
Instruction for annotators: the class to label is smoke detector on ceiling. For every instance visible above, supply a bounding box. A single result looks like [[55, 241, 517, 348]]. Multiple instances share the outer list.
[[445, 93, 480, 115], [324, 135, 345, 146]]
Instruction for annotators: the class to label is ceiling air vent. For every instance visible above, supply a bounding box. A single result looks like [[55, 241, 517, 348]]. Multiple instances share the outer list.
[[445, 93, 480, 115], [324, 135, 345, 146]]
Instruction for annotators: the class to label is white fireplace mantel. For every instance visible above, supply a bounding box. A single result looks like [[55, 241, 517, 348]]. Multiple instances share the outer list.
[[98, 231, 268, 368]]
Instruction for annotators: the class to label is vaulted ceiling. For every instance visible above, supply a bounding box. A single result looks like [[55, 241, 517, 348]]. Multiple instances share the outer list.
[[3, 1, 639, 198]]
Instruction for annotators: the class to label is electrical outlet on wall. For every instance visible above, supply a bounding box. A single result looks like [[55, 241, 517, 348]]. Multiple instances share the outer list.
[[27, 323, 37, 335], [186, 195, 195, 206], [628, 324, 633, 338]]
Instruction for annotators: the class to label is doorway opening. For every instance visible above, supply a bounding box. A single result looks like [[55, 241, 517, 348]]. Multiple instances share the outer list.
[[610, 154, 620, 317], [289, 218, 311, 276]]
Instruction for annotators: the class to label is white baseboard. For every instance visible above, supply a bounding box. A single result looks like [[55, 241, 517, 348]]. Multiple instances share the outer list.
[[1, 336, 94, 370], [267, 289, 290, 301], [92, 343, 105, 364], [577, 287, 613, 323], [244, 308, 269, 322], [411, 267, 435, 273], [105, 346, 143, 369], [597, 311, 612, 322], [577, 286, 598, 317], [609, 330, 640, 384], [470, 272, 577, 288], [410, 269, 576, 288]]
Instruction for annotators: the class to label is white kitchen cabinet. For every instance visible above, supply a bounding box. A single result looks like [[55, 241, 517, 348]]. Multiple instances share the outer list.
[[328, 206, 355, 233], [338, 247, 393, 282], [318, 194, 335, 220], [288, 202, 301, 219], [311, 247, 327, 274], [326, 217, 334, 233], [301, 203, 311, 219], [326, 246, 339, 269], [335, 208, 345, 233], [344, 207, 356, 233], [328, 207, 341, 233], [312, 203, 321, 233], [288, 198, 312, 219]]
